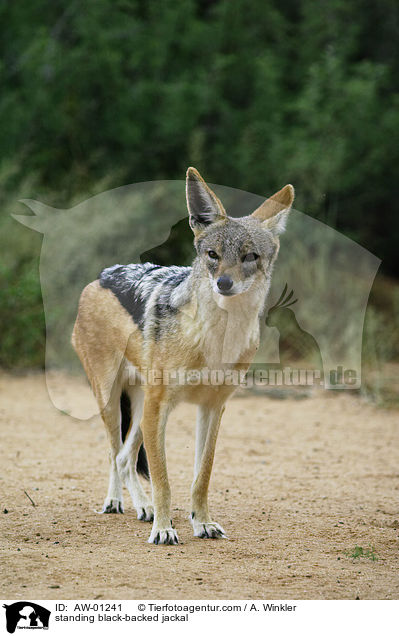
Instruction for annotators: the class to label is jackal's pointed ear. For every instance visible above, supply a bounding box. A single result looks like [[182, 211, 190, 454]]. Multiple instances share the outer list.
[[186, 167, 226, 234], [251, 184, 294, 236]]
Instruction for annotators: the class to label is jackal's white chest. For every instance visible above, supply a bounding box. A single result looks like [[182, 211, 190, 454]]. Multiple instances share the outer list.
[[197, 293, 261, 368]]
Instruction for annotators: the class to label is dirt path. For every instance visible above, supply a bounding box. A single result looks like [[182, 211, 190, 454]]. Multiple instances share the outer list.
[[0, 372, 398, 600]]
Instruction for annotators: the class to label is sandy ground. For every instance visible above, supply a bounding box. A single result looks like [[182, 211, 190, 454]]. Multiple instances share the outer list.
[[0, 371, 398, 600]]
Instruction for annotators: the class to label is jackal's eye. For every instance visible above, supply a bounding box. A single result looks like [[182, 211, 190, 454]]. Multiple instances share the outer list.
[[208, 250, 219, 260], [242, 252, 259, 263]]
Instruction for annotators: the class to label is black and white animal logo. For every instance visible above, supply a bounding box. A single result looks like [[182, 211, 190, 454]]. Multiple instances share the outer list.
[[2, 602, 50, 633]]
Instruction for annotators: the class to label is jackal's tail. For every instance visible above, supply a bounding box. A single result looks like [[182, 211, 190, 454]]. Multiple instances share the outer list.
[[120, 390, 150, 480]]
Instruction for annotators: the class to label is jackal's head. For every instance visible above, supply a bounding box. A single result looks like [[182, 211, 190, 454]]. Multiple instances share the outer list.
[[186, 167, 294, 297]]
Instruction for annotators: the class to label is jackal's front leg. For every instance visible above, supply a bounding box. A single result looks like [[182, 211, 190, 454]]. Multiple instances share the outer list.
[[191, 404, 226, 539], [141, 391, 178, 545]]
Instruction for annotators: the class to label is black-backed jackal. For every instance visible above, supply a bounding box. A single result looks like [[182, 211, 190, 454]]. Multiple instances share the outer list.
[[72, 168, 294, 545]]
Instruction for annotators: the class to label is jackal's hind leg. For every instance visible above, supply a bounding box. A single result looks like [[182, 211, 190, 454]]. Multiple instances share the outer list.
[[116, 385, 154, 521], [100, 388, 124, 514]]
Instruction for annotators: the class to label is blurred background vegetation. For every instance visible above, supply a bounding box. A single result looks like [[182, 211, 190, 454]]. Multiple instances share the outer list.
[[0, 0, 398, 403]]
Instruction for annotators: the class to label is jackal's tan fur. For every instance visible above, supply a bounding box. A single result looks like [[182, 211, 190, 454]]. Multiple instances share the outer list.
[[72, 167, 294, 545]]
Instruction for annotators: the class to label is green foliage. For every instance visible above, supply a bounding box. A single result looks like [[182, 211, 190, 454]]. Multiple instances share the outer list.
[[1, 1, 398, 248], [0, 0, 398, 369], [343, 545, 379, 561], [0, 166, 45, 368], [0, 259, 45, 369]]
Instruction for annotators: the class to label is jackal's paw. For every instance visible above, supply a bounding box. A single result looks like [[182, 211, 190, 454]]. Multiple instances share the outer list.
[[136, 504, 154, 522], [101, 498, 124, 514], [148, 526, 179, 545], [192, 519, 226, 539]]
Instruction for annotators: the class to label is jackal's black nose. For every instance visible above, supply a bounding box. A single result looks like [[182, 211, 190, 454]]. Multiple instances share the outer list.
[[217, 275, 233, 292]]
